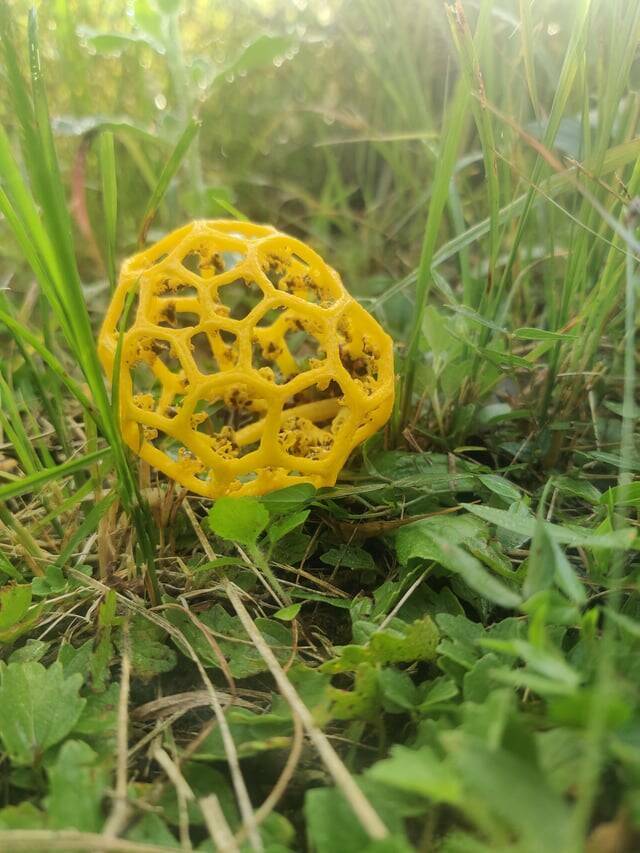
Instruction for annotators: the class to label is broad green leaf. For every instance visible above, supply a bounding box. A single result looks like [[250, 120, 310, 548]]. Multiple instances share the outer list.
[[58, 639, 94, 679], [126, 813, 178, 847], [208, 496, 269, 547], [320, 545, 376, 572], [0, 584, 32, 630], [305, 778, 409, 853], [477, 474, 521, 503], [194, 706, 292, 760], [169, 604, 291, 678], [260, 483, 316, 514], [32, 565, 66, 597], [268, 509, 310, 545], [219, 34, 294, 83], [76, 26, 164, 55], [0, 552, 22, 581], [395, 514, 488, 565], [158, 761, 238, 828], [600, 481, 640, 507], [378, 667, 419, 712], [0, 661, 85, 765], [370, 745, 461, 804], [274, 603, 302, 621], [46, 740, 108, 831], [418, 675, 459, 710], [0, 802, 47, 829], [119, 617, 177, 680], [9, 639, 48, 665], [481, 639, 581, 691], [330, 663, 381, 721], [463, 653, 502, 703], [370, 617, 440, 663], [525, 520, 586, 604], [73, 683, 119, 738], [446, 738, 571, 851]]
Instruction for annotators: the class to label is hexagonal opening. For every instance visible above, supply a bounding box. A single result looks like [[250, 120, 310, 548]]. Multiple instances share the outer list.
[[284, 323, 324, 369], [252, 310, 325, 384], [191, 387, 266, 459], [215, 278, 264, 321], [278, 380, 349, 460]]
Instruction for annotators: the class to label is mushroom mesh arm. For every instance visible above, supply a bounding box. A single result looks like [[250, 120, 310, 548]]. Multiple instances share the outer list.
[[98, 220, 395, 498]]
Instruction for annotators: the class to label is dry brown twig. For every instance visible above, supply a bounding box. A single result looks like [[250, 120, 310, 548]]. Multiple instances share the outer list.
[[101, 618, 133, 840], [0, 831, 182, 852], [183, 499, 390, 843], [65, 568, 262, 852]]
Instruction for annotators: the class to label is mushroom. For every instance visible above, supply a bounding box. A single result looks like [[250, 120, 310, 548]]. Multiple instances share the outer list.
[[98, 220, 394, 498]]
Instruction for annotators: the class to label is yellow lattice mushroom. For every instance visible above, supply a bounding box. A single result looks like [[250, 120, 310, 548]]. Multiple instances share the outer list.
[[98, 220, 394, 498]]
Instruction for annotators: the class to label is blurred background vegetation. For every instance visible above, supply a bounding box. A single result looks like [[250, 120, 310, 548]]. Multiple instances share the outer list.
[[3, 0, 640, 456]]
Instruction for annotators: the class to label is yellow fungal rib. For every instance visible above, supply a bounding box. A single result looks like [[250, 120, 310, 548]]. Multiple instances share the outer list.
[[98, 219, 394, 498]]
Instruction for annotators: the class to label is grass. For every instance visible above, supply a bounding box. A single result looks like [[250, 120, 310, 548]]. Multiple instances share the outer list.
[[1, 0, 640, 850]]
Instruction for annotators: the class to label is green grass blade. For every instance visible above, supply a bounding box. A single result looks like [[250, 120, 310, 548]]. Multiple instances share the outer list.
[[137, 116, 201, 245], [98, 130, 118, 292], [0, 448, 113, 502]]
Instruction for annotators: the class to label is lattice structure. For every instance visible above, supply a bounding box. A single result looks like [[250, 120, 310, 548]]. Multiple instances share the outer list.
[[98, 220, 395, 498]]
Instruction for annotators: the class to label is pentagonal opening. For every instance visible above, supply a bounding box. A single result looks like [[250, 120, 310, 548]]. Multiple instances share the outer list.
[[252, 311, 325, 384], [283, 323, 324, 370], [278, 381, 348, 460], [215, 278, 263, 321]]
